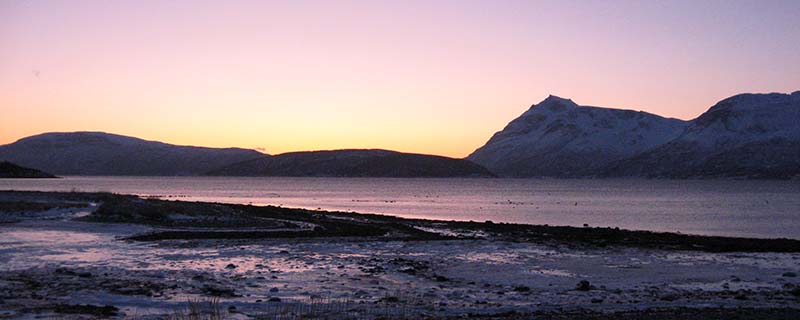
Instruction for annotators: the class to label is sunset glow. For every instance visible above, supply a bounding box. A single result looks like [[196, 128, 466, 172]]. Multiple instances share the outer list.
[[2, 0, 799, 157]]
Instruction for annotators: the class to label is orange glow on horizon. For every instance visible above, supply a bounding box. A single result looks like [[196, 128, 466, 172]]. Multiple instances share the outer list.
[[2, 1, 798, 158]]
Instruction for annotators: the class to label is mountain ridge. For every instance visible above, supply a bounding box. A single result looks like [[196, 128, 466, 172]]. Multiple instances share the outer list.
[[207, 149, 495, 177], [0, 131, 266, 176], [469, 91, 800, 179], [467, 95, 687, 177], [0, 132, 494, 177], [602, 91, 800, 179], [2, 90, 797, 179]]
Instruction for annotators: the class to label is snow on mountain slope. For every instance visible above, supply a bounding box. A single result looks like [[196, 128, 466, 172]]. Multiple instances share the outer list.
[[604, 91, 800, 179], [467, 96, 687, 177], [0, 132, 265, 176]]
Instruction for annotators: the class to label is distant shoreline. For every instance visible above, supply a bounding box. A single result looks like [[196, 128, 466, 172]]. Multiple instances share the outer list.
[[3, 177, 799, 240], [2, 190, 799, 252]]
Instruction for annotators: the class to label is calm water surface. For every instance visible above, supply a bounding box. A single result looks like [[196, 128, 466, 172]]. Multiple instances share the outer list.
[[2, 176, 798, 239]]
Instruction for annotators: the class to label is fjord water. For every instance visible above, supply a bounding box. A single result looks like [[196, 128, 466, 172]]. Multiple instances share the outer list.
[[2, 176, 798, 239]]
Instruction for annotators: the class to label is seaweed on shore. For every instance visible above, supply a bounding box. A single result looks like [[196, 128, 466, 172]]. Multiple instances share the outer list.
[[444, 221, 800, 253], [51, 304, 119, 317], [85, 196, 451, 241], [0, 200, 89, 213]]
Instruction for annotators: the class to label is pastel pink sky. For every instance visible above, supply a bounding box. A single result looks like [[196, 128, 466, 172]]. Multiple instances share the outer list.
[[2, 0, 799, 157]]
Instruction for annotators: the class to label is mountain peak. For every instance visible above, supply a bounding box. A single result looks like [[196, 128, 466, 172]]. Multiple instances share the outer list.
[[710, 91, 799, 112], [469, 95, 687, 177], [531, 95, 578, 112], [541, 94, 576, 105], [543, 94, 573, 102]]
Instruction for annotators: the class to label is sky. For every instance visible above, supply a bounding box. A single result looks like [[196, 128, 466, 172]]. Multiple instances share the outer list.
[[1, 0, 799, 157]]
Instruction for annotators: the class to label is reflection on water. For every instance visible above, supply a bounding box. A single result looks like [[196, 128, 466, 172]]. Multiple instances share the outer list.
[[0, 230, 101, 245], [1, 176, 799, 238], [0, 227, 314, 274]]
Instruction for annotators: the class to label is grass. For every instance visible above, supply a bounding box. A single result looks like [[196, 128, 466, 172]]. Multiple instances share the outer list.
[[118, 296, 418, 320], [251, 295, 418, 320], [165, 298, 225, 320]]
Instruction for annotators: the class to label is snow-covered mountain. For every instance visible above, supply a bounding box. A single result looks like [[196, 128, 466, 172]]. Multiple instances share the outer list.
[[207, 149, 495, 177], [467, 95, 687, 177], [0, 132, 265, 176], [5, 91, 797, 179], [604, 91, 800, 179]]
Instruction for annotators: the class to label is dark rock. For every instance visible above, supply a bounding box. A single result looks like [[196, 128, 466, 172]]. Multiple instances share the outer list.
[[782, 272, 797, 277], [269, 287, 279, 293], [225, 264, 237, 269], [513, 286, 530, 292], [361, 266, 385, 274], [52, 304, 118, 317], [659, 294, 680, 302], [590, 298, 603, 303], [267, 297, 281, 302], [110, 286, 153, 296], [378, 296, 400, 303], [202, 285, 236, 297], [576, 280, 592, 291], [435, 275, 450, 282], [390, 258, 429, 275], [54, 268, 77, 276]]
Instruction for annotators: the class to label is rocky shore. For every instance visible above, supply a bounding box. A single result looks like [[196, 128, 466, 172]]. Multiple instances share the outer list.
[[0, 190, 798, 319]]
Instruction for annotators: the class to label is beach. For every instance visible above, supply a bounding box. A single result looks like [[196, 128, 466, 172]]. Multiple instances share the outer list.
[[0, 191, 798, 319]]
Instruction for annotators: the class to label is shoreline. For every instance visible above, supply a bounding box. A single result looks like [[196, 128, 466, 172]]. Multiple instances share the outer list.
[[2, 176, 798, 241], [1, 190, 799, 319], [3, 189, 798, 251]]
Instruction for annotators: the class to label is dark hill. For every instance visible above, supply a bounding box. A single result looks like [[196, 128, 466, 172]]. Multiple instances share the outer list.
[[207, 149, 495, 177], [0, 161, 57, 178], [0, 132, 265, 176]]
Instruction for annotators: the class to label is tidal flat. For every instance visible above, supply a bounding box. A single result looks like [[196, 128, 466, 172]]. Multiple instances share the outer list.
[[0, 190, 798, 319]]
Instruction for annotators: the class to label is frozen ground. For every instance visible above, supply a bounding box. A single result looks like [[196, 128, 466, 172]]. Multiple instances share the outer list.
[[1, 215, 799, 319]]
